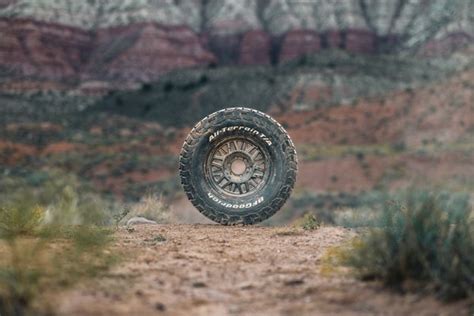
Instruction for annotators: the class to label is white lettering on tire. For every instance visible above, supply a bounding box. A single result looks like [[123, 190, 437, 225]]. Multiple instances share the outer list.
[[207, 192, 264, 209], [209, 126, 272, 145]]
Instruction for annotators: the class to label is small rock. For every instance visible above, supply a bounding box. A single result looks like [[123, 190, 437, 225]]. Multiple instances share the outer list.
[[284, 279, 305, 286], [126, 216, 158, 226], [154, 302, 166, 311], [152, 234, 166, 242], [238, 283, 254, 290], [228, 305, 242, 314], [144, 234, 167, 243], [192, 281, 207, 288], [111, 294, 121, 301]]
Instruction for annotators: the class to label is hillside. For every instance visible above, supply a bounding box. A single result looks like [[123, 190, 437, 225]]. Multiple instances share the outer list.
[[94, 51, 472, 126], [1, 51, 472, 224]]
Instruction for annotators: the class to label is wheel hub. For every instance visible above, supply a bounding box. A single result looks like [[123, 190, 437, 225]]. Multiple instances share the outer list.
[[207, 138, 267, 196], [231, 159, 246, 175], [223, 152, 253, 184]]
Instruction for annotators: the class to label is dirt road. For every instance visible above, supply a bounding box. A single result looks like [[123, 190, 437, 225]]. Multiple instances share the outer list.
[[57, 225, 470, 316]]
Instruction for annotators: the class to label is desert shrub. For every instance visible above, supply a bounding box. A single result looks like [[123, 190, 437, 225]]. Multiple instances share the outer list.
[[0, 170, 112, 226], [45, 185, 109, 226], [0, 200, 44, 239], [345, 191, 473, 300], [0, 238, 43, 316], [296, 213, 321, 230], [0, 183, 116, 316], [0, 229, 115, 315], [334, 207, 381, 228]]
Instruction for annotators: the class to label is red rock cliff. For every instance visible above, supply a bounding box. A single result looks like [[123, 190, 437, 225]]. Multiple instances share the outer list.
[[0, 18, 216, 84], [0, 18, 92, 80], [83, 23, 215, 83]]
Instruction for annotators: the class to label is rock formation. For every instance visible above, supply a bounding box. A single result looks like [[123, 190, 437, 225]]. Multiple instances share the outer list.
[[0, 0, 471, 89]]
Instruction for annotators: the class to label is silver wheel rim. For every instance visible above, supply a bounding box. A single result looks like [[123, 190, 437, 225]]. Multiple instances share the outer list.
[[206, 137, 269, 196]]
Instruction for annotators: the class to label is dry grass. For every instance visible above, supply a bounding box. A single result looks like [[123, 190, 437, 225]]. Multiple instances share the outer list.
[[116, 194, 170, 225]]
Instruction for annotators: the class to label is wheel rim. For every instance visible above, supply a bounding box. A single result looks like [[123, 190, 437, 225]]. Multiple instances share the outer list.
[[206, 137, 270, 196]]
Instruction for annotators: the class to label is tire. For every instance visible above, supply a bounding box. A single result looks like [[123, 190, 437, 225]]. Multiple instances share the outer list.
[[179, 107, 298, 225]]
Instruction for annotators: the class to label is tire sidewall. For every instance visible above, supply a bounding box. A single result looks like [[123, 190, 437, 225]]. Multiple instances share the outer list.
[[180, 108, 297, 224]]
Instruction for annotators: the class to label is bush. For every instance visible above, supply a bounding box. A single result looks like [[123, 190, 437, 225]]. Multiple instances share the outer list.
[[297, 213, 321, 231], [0, 170, 112, 226], [0, 201, 44, 239], [334, 207, 381, 228], [0, 185, 116, 316], [345, 191, 473, 300]]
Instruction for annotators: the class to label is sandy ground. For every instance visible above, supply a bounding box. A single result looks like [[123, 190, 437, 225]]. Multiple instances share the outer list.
[[57, 224, 471, 316]]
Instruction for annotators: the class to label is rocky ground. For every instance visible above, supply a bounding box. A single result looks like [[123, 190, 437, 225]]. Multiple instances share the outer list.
[[55, 224, 471, 316]]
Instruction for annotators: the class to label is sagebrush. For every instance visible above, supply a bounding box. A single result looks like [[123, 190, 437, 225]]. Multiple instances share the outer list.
[[345, 191, 473, 300], [0, 179, 116, 316]]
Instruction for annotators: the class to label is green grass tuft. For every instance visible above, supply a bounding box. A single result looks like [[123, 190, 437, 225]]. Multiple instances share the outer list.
[[299, 213, 321, 231]]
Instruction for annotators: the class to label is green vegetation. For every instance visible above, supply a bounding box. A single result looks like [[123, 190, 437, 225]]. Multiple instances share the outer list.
[[0, 170, 112, 224], [0, 174, 118, 316], [0, 201, 44, 238], [298, 213, 321, 230], [334, 207, 381, 228], [344, 191, 473, 300], [93, 51, 468, 128], [0, 92, 99, 124]]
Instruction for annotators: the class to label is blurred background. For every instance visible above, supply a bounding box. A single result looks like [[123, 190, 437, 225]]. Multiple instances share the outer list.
[[0, 0, 472, 225]]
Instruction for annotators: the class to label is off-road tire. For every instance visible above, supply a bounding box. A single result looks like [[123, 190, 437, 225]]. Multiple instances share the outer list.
[[179, 107, 298, 225]]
